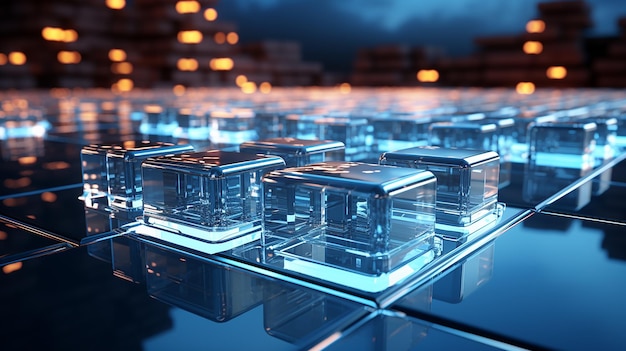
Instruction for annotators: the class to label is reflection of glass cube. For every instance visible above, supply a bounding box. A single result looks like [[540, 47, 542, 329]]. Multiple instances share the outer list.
[[315, 117, 369, 161], [239, 137, 345, 167], [142, 150, 285, 244], [263, 162, 436, 290], [371, 114, 431, 154], [0, 109, 50, 140], [145, 243, 264, 322], [105, 141, 194, 210], [209, 109, 258, 145], [380, 146, 500, 236], [429, 122, 497, 151]]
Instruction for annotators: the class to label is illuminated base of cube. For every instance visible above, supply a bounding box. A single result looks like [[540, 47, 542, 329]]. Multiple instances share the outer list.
[[435, 204, 503, 239], [173, 126, 211, 140], [139, 122, 177, 136], [132, 224, 261, 255], [210, 130, 258, 145], [280, 246, 436, 293], [109, 195, 143, 210]]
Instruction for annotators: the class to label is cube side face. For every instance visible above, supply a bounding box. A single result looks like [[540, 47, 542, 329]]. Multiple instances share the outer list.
[[429, 125, 497, 152], [529, 124, 596, 170], [372, 118, 430, 153], [380, 154, 500, 226], [81, 148, 109, 208], [240, 141, 346, 168], [317, 121, 369, 160], [264, 172, 436, 275], [142, 164, 266, 242], [106, 153, 143, 209]]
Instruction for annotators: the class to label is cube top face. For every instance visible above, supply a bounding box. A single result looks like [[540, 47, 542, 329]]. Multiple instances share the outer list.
[[314, 117, 368, 127], [103, 141, 194, 161], [380, 146, 500, 169], [240, 138, 345, 156], [143, 150, 285, 178], [529, 121, 597, 154], [430, 122, 497, 134], [264, 162, 436, 196]]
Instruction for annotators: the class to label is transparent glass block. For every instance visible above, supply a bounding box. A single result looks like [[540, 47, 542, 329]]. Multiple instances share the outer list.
[[255, 111, 288, 139], [523, 165, 592, 211], [285, 114, 321, 140], [209, 109, 258, 145], [263, 162, 436, 291], [581, 117, 617, 195], [239, 137, 345, 167], [315, 117, 369, 161], [144, 243, 264, 322], [429, 122, 497, 151], [380, 146, 500, 236], [528, 121, 597, 170], [142, 150, 285, 248], [139, 104, 177, 136], [106, 141, 194, 210], [482, 117, 515, 188], [172, 107, 210, 140], [371, 114, 431, 154], [111, 235, 145, 284], [510, 113, 557, 163], [81, 144, 115, 209], [0, 109, 50, 140]]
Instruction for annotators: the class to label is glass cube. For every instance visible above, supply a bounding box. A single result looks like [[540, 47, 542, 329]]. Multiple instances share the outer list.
[[524, 121, 597, 210], [254, 111, 288, 139], [209, 109, 258, 146], [239, 137, 345, 167], [379, 146, 500, 237], [173, 107, 210, 140], [582, 116, 617, 195], [0, 109, 50, 140], [371, 114, 431, 154], [315, 117, 370, 161], [141, 150, 285, 248], [510, 113, 557, 163], [105, 141, 194, 210], [482, 118, 515, 188], [428, 122, 497, 151], [285, 114, 321, 140], [81, 144, 116, 209], [263, 162, 436, 291], [144, 243, 264, 322], [139, 104, 177, 136]]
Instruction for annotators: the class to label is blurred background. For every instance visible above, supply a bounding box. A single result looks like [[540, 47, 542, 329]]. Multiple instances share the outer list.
[[1, 0, 625, 90]]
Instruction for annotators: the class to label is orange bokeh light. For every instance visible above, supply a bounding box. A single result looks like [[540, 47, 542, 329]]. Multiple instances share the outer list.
[[175, 0, 200, 14], [526, 20, 546, 33], [178, 30, 203, 44], [259, 82, 272, 94], [8, 52, 26, 65], [339, 83, 351, 94], [111, 62, 133, 74], [523, 41, 543, 55], [546, 66, 567, 79], [106, 0, 126, 9], [417, 69, 439, 83], [108, 49, 127, 62], [173, 84, 186, 96], [57, 51, 81, 64], [516, 82, 535, 95], [209, 58, 234, 71], [204, 8, 218, 21], [226, 32, 239, 45], [177, 58, 199, 71], [241, 81, 257, 94], [214, 32, 226, 44]]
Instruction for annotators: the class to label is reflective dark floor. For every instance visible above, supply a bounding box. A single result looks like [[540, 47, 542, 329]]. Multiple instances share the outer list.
[[1, 87, 626, 351]]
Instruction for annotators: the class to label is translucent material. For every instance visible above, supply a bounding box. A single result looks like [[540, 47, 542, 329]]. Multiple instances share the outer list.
[[239, 137, 345, 167], [510, 113, 557, 163], [0, 109, 50, 140], [254, 111, 288, 139], [371, 114, 431, 154], [263, 161, 436, 290], [429, 122, 497, 151], [524, 121, 597, 210], [315, 117, 370, 161], [582, 117, 617, 195], [139, 104, 177, 136], [173, 107, 210, 140], [380, 146, 500, 236], [142, 150, 285, 247], [209, 109, 258, 145], [104, 141, 194, 210], [483, 117, 515, 188]]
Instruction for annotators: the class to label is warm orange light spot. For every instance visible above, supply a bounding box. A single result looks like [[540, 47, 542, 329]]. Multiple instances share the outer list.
[[8, 52, 26, 65], [116, 78, 134, 92], [42, 27, 65, 41], [523, 41, 543, 55], [18, 156, 37, 165], [241, 81, 257, 94], [226, 32, 239, 45], [57, 51, 81, 64], [175, 0, 200, 14], [177, 58, 199, 71], [526, 20, 545, 33], [516, 82, 535, 95], [3, 262, 22, 274], [214, 32, 226, 44], [144, 104, 163, 114], [0, 53, 6, 65], [108, 49, 127, 62], [106, 0, 126, 9], [0, 231, 7, 240], [173, 84, 186, 96], [204, 8, 218, 21], [111, 62, 133, 74], [417, 69, 439, 82], [546, 66, 567, 79], [63, 29, 78, 43], [339, 82, 351, 94], [177, 30, 203, 44], [41, 192, 57, 203], [209, 57, 234, 71], [259, 82, 272, 94], [235, 75, 247, 87]]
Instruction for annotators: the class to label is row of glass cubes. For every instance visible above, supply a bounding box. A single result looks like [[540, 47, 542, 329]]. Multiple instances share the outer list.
[[81, 136, 504, 291]]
